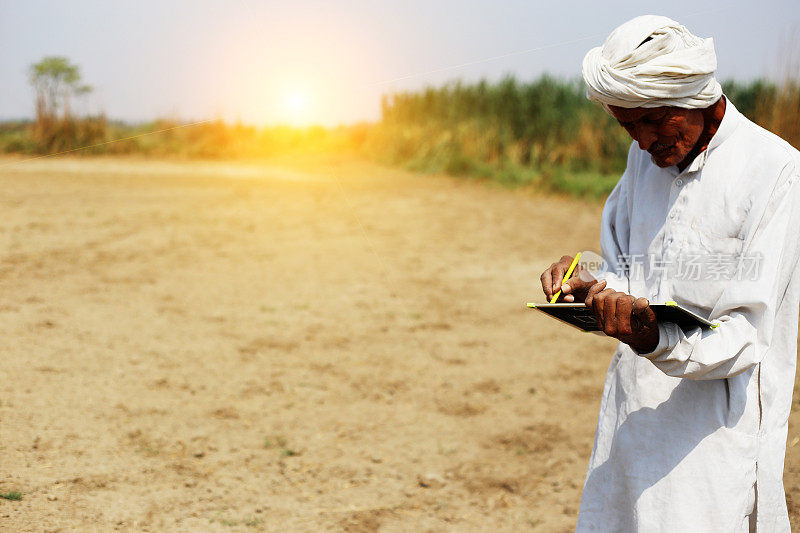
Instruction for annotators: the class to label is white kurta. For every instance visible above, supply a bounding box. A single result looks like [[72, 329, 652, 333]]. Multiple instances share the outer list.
[[576, 99, 800, 532]]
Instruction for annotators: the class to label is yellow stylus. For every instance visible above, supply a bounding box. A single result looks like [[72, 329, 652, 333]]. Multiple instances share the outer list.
[[550, 252, 582, 303]]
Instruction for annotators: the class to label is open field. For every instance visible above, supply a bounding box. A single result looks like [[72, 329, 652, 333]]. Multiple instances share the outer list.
[[1, 155, 800, 531]]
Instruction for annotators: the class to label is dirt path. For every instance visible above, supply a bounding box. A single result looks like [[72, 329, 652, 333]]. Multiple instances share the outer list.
[[0, 155, 798, 531]]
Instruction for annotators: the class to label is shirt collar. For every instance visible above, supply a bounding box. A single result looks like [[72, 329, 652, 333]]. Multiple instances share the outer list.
[[679, 95, 741, 174]]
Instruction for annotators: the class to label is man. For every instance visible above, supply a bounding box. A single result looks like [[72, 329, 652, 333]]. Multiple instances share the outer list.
[[540, 15, 800, 531]]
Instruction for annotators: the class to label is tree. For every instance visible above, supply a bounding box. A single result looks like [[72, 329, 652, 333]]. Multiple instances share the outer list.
[[29, 56, 92, 124]]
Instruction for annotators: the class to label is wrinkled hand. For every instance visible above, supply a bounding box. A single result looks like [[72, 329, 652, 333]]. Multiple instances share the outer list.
[[540, 255, 598, 303], [584, 280, 660, 353]]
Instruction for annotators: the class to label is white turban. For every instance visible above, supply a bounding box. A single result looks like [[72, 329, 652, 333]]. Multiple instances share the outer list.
[[582, 15, 723, 109]]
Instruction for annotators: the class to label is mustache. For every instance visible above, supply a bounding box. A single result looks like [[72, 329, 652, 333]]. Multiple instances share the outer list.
[[649, 141, 672, 154]]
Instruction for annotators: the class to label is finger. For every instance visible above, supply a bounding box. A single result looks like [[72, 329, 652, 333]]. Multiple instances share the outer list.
[[630, 297, 645, 331], [550, 256, 573, 292], [603, 293, 619, 337], [632, 297, 657, 327], [541, 268, 554, 300], [584, 279, 607, 308], [591, 287, 614, 328], [562, 277, 587, 295], [563, 294, 575, 302], [616, 295, 634, 336], [542, 261, 564, 299]]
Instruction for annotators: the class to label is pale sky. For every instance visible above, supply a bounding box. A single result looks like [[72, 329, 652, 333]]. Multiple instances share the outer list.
[[1, 0, 798, 126]]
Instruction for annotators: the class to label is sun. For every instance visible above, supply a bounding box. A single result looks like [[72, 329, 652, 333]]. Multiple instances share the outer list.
[[281, 86, 312, 125], [286, 90, 307, 112]]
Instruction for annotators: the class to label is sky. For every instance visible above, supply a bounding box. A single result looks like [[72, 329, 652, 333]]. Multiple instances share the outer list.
[[1, 0, 798, 127]]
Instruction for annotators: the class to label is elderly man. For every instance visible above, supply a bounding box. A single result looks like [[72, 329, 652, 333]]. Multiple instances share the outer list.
[[540, 15, 800, 531]]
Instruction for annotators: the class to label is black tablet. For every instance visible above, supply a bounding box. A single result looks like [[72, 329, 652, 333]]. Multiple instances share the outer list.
[[527, 301, 717, 333]]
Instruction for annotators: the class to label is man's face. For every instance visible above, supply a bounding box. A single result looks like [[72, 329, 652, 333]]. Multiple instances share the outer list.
[[608, 105, 705, 168]]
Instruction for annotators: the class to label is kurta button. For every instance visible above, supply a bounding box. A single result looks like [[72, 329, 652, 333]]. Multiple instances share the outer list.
[[676, 179, 683, 186], [669, 212, 676, 219]]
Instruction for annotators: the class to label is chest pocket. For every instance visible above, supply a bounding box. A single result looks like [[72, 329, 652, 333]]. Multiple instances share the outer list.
[[672, 201, 748, 310], [688, 211, 745, 255]]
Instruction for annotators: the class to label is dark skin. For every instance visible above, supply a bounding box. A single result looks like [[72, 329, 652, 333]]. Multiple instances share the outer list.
[[541, 261, 659, 353], [610, 96, 726, 171], [540, 97, 726, 353]]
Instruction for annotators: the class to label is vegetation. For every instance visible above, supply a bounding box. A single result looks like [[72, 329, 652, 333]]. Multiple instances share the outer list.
[[0, 491, 23, 501], [2, 56, 799, 200], [0, 117, 369, 159], [362, 76, 800, 198], [362, 76, 630, 198], [28, 56, 101, 153], [264, 435, 299, 457]]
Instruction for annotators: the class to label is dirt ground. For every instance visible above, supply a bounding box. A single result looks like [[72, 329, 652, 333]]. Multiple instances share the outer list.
[[1, 154, 799, 532]]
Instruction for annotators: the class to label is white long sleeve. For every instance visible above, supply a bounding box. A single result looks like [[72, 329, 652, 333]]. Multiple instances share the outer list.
[[635, 168, 800, 379]]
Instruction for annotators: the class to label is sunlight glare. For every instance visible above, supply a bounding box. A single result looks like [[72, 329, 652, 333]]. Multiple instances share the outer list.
[[281, 86, 312, 126]]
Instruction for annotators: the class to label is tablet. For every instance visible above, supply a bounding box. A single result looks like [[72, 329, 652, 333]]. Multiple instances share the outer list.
[[527, 300, 717, 333]]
